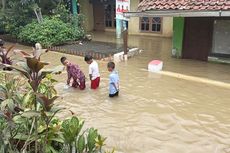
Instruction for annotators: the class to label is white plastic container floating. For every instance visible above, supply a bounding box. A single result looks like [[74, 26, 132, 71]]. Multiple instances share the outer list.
[[148, 60, 163, 72], [64, 84, 70, 90]]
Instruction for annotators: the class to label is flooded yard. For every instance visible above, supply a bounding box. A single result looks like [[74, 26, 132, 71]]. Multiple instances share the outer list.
[[5, 32, 230, 153]]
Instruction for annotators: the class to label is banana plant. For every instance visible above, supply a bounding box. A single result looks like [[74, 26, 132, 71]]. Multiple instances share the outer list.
[[60, 116, 115, 153], [61, 116, 85, 153], [76, 133, 85, 153], [87, 128, 99, 153]]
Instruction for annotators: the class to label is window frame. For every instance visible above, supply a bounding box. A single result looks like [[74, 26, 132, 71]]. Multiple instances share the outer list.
[[139, 17, 163, 34], [104, 4, 116, 29]]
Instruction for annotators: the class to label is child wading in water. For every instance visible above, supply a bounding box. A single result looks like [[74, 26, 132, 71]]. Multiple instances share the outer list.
[[84, 55, 100, 89], [107, 62, 119, 97], [61, 57, 86, 90]]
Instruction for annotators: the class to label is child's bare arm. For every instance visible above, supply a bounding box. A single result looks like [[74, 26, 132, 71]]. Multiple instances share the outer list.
[[67, 73, 72, 85], [89, 74, 92, 80]]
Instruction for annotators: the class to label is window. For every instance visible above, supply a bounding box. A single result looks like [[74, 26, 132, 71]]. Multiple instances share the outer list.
[[152, 17, 161, 32], [105, 4, 116, 28], [140, 17, 162, 32], [141, 17, 149, 31]]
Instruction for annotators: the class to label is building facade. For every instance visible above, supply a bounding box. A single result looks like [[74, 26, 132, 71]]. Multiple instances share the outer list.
[[174, 17, 230, 61], [78, 0, 173, 37], [133, 0, 230, 61]]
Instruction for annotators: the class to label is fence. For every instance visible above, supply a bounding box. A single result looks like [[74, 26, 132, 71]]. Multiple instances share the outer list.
[[48, 46, 110, 60]]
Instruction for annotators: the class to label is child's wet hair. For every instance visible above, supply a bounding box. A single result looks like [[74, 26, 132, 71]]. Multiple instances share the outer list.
[[60, 56, 67, 64], [84, 55, 93, 62], [107, 62, 115, 69]]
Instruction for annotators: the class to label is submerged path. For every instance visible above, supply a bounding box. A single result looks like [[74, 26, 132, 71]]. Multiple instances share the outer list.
[[4, 33, 230, 153]]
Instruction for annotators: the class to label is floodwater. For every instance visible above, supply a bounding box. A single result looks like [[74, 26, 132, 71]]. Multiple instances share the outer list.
[[5, 32, 230, 153]]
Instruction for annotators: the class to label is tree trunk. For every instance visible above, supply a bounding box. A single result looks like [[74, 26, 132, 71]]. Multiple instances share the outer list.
[[34, 7, 43, 23], [1, 0, 6, 12]]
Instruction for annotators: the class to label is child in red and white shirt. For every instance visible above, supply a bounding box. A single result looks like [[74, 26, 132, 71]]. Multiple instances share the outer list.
[[84, 55, 100, 89]]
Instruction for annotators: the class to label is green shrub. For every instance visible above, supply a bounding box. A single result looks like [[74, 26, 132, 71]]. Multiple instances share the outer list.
[[52, 4, 72, 23], [0, 53, 114, 153], [1, 0, 34, 36], [0, 15, 6, 34], [19, 17, 85, 47]]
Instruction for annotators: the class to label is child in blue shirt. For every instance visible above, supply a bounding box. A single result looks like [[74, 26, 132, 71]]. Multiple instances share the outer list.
[[107, 62, 119, 97]]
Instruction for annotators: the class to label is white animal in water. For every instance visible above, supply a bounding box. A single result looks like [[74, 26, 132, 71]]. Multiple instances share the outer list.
[[33, 43, 48, 59], [14, 42, 48, 59], [64, 84, 70, 90]]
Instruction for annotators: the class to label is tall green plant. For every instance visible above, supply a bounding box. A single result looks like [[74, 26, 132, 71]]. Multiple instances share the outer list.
[[61, 117, 109, 153], [19, 17, 84, 47], [1, 0, 34, 36], [38, 74, 57, 99], [0, 71, 30, 153], [0, 44, 115, 153], [0, 71, 115, 153], [4, 48, 63, 153]]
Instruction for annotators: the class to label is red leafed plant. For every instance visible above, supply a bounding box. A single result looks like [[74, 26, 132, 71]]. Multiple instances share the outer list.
[[0, 39, 14, 70]]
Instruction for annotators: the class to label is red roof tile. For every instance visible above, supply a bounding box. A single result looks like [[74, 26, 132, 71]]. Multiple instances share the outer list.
[[138, 0, 230, 11]]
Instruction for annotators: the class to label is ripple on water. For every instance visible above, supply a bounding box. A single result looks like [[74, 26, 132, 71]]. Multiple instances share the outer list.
[[38, 35, 230, 153]]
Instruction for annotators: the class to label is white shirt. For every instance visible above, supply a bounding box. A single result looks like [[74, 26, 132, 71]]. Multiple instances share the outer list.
[[89, 60, 100, 80]]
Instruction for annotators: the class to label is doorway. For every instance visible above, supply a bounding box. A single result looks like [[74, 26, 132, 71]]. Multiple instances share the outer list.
[[93, 3, 105, 31], [92, 0, 116, 31], [182, 17, 213, 61]]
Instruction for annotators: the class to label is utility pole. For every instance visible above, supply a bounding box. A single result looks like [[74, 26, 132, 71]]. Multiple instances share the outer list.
[[123, 28, 128, 55], [123, 20, 128, 60], [71, 0, 78, 29], [72, 0, 78, 16]]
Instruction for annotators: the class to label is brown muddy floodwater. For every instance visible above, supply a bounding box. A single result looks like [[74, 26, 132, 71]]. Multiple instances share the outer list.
[[6, 32, 230, 153]]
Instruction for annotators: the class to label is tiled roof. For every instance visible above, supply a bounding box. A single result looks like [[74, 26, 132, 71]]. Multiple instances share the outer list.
[[138, 0, 230, 12]]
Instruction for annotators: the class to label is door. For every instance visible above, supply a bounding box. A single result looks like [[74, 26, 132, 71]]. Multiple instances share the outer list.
[[182, 18, 214, 61], [212, 19, 230, 57], [105, 4, 116, 28], [93, 3, 105, 31]]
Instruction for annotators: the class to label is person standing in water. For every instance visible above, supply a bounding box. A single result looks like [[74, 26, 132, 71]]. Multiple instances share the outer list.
[[60, 56, 86, 90], [107, 62, 119, 97], [84, 55, 100, 89]]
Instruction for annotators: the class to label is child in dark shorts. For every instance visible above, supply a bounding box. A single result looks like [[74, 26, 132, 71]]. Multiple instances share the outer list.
[[107, 62, 119, 97]]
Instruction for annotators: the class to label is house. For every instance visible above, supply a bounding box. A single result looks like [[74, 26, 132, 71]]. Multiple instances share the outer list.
[[77, 0, 173, 37], [125, 0, 230, 61]]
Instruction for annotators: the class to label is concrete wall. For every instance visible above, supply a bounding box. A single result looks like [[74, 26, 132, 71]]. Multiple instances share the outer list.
[[128, 0, 173, 37], [79, 0, 94, 32], [79, 0, 173, 37]]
